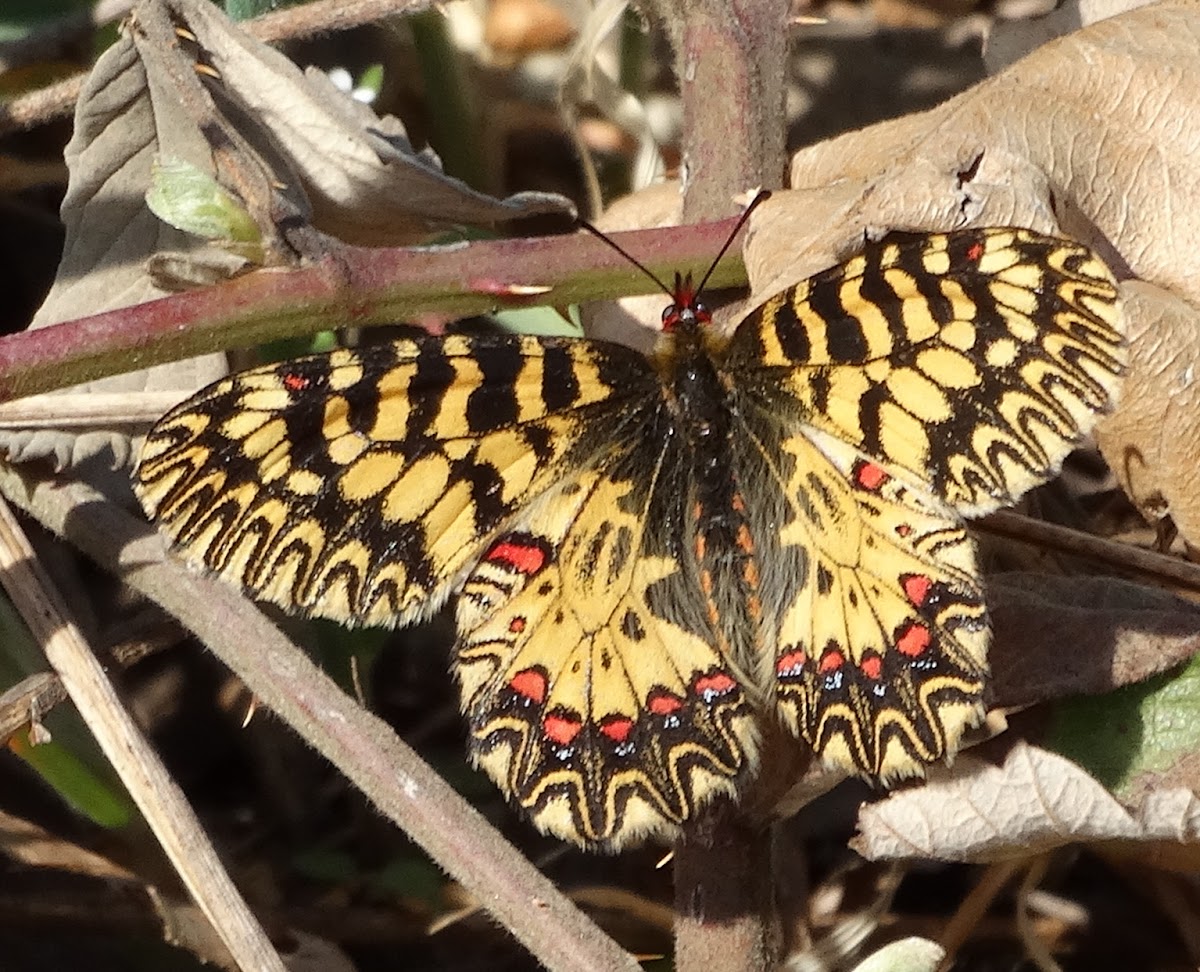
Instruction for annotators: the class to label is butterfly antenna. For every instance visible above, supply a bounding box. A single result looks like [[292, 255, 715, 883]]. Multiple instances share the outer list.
[[576, 219, 675, 297], [693, 189, 772, 297], [577, 189, 773, 304]]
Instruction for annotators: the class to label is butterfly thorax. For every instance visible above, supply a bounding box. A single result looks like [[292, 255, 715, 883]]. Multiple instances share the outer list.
[[654, 304, 766, 673]]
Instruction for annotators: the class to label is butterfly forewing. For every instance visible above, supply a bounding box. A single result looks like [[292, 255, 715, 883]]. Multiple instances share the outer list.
[[727, 228, 1124, 516], [136, 335, 658, 627], [134, 221, 1124, 849]]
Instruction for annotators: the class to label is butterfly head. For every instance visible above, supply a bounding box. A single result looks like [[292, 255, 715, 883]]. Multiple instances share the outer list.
[[661, 271, 712, 334]]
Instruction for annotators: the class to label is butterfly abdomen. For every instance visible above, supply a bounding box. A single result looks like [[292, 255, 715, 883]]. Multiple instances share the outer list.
[[660, 338, 771, 672]]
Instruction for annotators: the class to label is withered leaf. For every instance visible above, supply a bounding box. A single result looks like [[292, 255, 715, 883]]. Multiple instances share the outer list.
[[1096, 281, 1200, 551], [854, 742, 1200, 864], [988, 573, 1200, 709]]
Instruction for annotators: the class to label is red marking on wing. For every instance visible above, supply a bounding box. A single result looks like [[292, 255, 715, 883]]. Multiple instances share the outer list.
[[818, 649, 845, 673], [508, 617, 526, 634], [776, 648, 807, 676], [965, 240, 985, 263], [282, 373, 310, 393], [510, 668, 547, 704], [896, 622, 931, 658], [896, 524, 913, 538], [600, 716, 634, 743], [487, 539, 547, 575], [648, 691, 684, 716], [902, 574, 932, 608], [853, 460, 889, 492], [543, 712, 582, 746], [694, 672, 737, 699], [860, 654, 883, 680]]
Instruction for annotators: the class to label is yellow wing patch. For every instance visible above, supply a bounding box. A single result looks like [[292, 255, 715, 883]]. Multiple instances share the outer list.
[[455, 470, 757, 849]]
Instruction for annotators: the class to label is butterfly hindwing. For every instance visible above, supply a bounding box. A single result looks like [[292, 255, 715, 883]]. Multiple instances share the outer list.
[[454, 466, 758, 849], [135, 335, 660, 627], [761, 422, 987, 780]]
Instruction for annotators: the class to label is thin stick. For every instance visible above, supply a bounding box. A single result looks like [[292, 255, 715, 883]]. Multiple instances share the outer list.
[[979, 510, 1200, 593], [0, 493, 286, 971]]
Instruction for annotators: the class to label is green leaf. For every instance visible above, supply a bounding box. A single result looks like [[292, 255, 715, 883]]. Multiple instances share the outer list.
[[357, 64, 385, 98], [10, 730, 132, 828], [371, 855, 445, 903], [0, 593, 134, 828], [492, 305, 582, 338], [0, 0, 89, 42], [146, 158, 264, 261], [291, 847, 358, 883], [1048, 655, 1200, 797]]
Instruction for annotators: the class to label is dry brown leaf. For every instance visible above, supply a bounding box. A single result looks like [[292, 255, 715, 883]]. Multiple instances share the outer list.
[[176, 0, 572, 246], [748, 0, 1200, 309], [988, 573, 1200, 709], [983, 0, 1153, 73], [1095, 281, 1200, 550], [12, 14, 229, 472], [14, 0, 573, 473], [485, 0, 577, 59], [853, 742, 1200, 863]]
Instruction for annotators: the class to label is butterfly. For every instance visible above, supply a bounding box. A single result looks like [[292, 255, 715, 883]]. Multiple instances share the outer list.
[[134, 214, 1124, 850]]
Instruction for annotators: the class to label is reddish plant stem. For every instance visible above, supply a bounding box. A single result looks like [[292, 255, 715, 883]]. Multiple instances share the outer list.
[[670, 0, 789, 220], [0, 218, 749, 402]]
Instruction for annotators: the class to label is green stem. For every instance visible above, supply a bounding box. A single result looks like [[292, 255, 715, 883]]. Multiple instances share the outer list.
[[409, 10, 487, 190]]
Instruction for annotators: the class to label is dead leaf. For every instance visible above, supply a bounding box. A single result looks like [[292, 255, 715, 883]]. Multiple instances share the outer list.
[[845, 938, 944, 972], [748, 0, 1200, 309], [175, 0, 572, 246], [983, 0, 1152, 74], [12, 0, 574, 473], [853, 742, 1200, 863], [1095, 281, 1200, 551], [988, 572, 1200, 709], [485, 0, 577, 60]]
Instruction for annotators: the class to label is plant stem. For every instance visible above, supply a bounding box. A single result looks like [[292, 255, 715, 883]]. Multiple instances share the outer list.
[[409, 9, 487, 191], [0, 217, 751, 402], [651, 0, 793, 966], [674, 814, 781, 972], [663, 0, 789, 220]]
